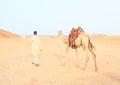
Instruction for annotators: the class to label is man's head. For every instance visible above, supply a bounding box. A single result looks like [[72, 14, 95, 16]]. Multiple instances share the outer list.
[[33, 31, 37, 35]]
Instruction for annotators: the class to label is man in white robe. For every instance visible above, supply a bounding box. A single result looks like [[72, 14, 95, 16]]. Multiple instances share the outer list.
[[28, 31, 42, 66]]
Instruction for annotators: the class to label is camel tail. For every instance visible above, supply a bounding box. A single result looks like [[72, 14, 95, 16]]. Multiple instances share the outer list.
[[89, 37, 96, 50]]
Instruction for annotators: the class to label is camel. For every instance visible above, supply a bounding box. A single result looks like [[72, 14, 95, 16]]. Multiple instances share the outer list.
[[57, 30, 68, 44], [66, 26, 98, 71], [57, 31, 64, 42]]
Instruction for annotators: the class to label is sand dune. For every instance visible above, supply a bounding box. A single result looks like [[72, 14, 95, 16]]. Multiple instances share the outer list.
[[0, 34, 120, 85], [0, 29, 20, 38]]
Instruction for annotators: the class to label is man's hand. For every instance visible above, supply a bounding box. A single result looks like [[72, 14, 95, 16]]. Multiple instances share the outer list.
[[40, 49, 43, 51]]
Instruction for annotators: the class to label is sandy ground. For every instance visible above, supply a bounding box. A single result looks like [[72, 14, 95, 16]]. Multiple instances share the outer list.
[[0, 35, 120, 85]]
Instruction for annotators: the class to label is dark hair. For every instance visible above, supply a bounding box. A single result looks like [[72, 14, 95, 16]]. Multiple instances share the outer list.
[[33, 31, 37, 35]]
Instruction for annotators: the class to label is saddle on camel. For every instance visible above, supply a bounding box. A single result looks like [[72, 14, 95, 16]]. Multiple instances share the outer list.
[[68, 27, 79, 49]]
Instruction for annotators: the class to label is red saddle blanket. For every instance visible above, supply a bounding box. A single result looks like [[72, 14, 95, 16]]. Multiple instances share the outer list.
[[68, 28, 79, 48]]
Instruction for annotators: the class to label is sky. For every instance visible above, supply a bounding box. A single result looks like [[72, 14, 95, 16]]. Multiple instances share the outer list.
[[0, 0, 120, 35]]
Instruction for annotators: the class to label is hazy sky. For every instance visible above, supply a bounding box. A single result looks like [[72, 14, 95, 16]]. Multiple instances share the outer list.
[[0, 0, 120, 35]]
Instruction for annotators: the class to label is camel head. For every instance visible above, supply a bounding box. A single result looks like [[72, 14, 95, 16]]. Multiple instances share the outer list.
[[77, 26, 84, 34]]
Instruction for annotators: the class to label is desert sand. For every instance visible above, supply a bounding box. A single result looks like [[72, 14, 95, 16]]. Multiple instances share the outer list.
[[0, 30, 120, 85]]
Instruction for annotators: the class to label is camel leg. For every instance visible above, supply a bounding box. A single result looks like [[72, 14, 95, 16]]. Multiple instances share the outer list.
[[75, 48, 78, 56], [89, 48, 98, 71], [82, 47, 89, 70], [75, 48, 80, 68], [66, 43, 69, 53]]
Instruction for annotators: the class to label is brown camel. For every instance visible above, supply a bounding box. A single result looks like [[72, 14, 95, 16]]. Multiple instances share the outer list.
[[66, 26, 98, 71]]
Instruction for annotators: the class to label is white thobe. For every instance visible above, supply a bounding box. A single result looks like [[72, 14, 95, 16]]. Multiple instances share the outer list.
[[28, 35, 42, 65]]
